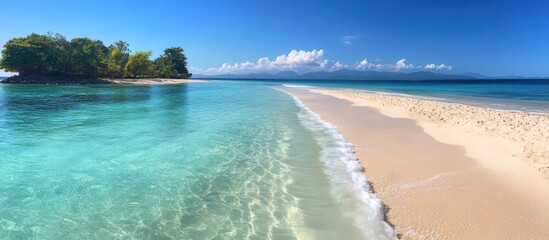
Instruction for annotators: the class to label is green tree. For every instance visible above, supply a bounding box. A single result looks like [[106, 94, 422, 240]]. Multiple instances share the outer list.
[[111, 41, 130, 55], [1, 33, 191, 80], [105, 41, 130, 78], [105, 48, 124, 78], [153, 55, 177, 78], [124, 51, 154, 78], [69, 38, 108, 76], [48, 33, 71, 75], [153, 47, 191, 78], [0, 33, 58, 75], [0, 37, 39, 75]]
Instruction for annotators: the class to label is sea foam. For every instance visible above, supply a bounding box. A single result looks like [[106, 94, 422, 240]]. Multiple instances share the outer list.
[[280, 89, 396, 239]]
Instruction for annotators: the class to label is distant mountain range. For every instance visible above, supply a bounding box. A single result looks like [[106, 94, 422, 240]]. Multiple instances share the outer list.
[[2, 71, 545, 82], [193, 70, 541, 81]]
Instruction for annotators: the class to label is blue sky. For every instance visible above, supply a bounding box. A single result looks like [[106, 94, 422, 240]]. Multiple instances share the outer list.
[[1, 0, 548, 77]]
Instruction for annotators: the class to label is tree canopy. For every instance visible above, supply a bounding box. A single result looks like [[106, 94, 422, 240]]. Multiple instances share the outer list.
[[125, 51, 154, 78], [0, 33, 191, 79], [154, 47, 191, 78], [105, 41, 131, 78]]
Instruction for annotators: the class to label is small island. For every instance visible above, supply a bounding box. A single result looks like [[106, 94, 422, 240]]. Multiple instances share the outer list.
[[0, 33, 191, 84]]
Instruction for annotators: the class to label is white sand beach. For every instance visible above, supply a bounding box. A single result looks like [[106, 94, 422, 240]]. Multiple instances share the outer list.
[[287, 87, 549, 239], [312, 89, 549, 178]]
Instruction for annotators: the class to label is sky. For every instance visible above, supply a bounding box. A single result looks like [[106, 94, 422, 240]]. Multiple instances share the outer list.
[[1, 0, 548, 77]]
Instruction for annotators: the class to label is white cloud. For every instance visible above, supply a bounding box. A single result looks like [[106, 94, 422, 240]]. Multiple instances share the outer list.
[[395, 59, 416, 70], [424, 63, 452, 70], [201, 49, 344, 74], [356, 59, 377, 70], [340, 36, 356, 46], [274, 49, 324, 66], [354, 58, 419, 71], [195, 49, 452, 75], [332, 61, 348, 70]]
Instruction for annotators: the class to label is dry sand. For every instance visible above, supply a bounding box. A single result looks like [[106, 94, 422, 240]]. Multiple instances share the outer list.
[[287, 88, 549, 239], [105, 78, 209, 85], [311, 89, 549, 178]]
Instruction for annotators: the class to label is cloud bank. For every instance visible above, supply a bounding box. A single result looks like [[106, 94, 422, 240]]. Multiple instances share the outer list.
[[196, 49, 452, 75]]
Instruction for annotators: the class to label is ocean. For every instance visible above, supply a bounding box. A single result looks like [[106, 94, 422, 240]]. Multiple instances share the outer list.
[[241, 79, 549, 112], [1, 78, 548, 239], [0, 81, 393, 239]]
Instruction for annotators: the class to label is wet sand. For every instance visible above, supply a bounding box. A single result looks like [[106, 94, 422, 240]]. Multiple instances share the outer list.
[[287, 88, 549, 239]]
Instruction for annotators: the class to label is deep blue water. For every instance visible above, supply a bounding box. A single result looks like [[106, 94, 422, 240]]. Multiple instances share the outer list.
[[221, 79, 549, 111]]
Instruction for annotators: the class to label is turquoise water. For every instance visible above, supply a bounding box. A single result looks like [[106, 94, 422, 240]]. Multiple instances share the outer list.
[[4, 78, 547, 239], [0, 82, 393, 239]]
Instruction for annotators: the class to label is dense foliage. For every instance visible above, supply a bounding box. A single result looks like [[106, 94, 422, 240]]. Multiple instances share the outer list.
[[0, 33, 191, 79]]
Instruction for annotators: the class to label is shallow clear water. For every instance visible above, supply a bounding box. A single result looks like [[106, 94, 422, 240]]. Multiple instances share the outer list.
[[0, 82, 393, 239]]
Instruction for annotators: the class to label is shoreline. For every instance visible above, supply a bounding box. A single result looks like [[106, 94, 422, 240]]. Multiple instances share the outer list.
[[286, 90, 396, 238], [341, 89, 549, 114], [0, 75, 209, 85], [311, 88, 549, 178], [103, 78, 209, 85], [286, 87, 549, 239]]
